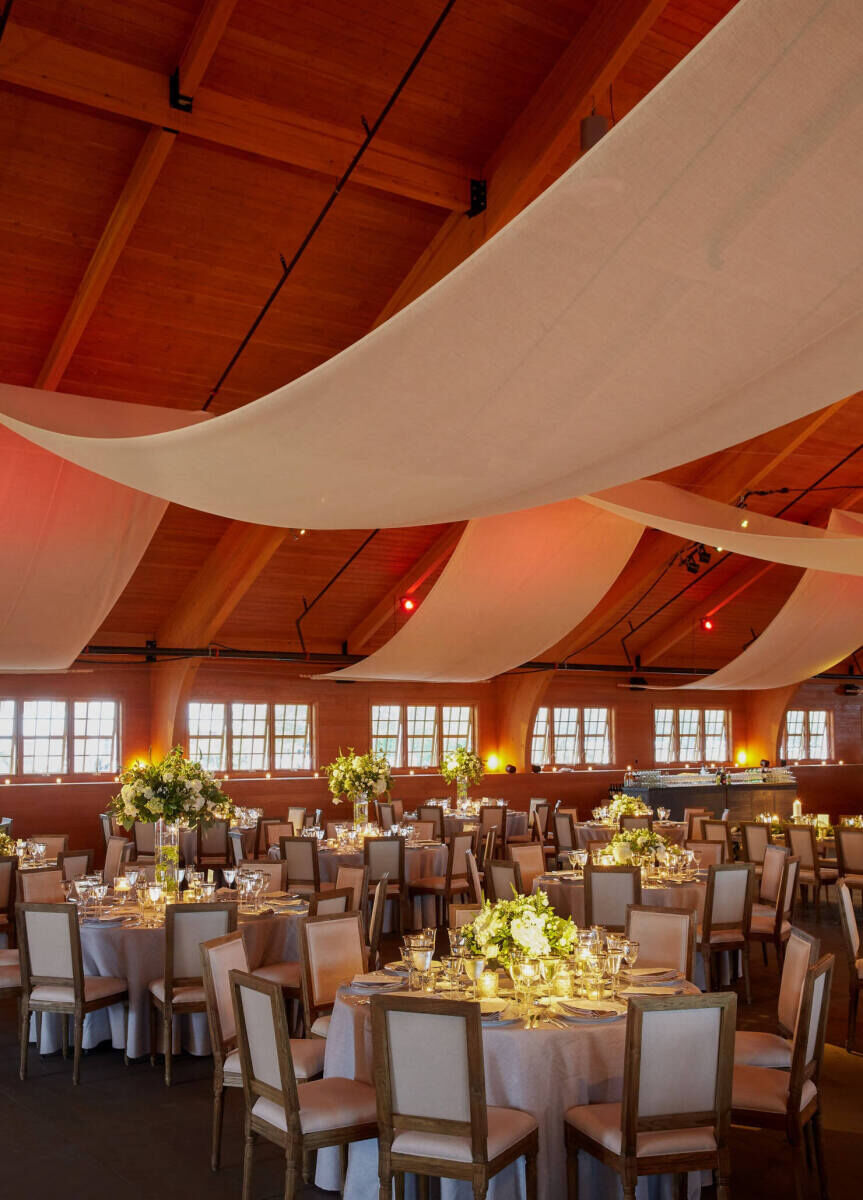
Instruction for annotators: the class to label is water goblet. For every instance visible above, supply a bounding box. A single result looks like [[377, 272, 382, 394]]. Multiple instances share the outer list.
[[606, 948, 624, 996], [93, 882, 108, 918], [622, 939, 639, 970], [222, 867, 236, 889], [462, 955, 487, 1002], [125, 867, 141, 889]]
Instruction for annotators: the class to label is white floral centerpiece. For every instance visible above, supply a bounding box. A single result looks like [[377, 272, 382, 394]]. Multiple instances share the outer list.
[[609, 828, 667, 862], [440, 745, 484, 806], [325, 748, 392, 826], [0, 829, 14, 858], [607, 792, 652, 824], [461, 891, 577, 969], [108, 746, 234, 894]]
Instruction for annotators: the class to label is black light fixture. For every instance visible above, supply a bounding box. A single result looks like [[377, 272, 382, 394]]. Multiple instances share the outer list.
[[685, 555, 699, 574], [697, 545, 711, 564]]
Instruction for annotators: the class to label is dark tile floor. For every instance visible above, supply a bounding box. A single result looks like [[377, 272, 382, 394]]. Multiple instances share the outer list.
[[0, 913, 858, 1199]]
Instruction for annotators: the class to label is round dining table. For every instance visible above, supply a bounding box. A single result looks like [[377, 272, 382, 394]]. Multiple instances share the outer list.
[[318, 843, 449, 931], [33, 905, 305, 1058], [533, 872, 707, 925], [315, 983, 704, 1200], [572, 821, 687, 851]]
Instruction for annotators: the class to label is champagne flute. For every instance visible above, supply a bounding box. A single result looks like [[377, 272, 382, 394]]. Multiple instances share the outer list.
[[606, 948, 624, 997]]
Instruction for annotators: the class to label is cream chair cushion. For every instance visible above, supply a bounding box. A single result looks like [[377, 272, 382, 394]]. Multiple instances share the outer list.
[[749, 915, 791, 937], [856, 958, 863, 980], [311, 1014, 331, 1037], [149, 979, 206, 1005], [31, 976, 126, 1003], [566, 1102, 717, 1156], [0, 964, 21, 989], [252, 1077, 376, 1133], [252, 961, 301, 989], [843, 873, 863, 887], [697, 926, 743, 945], [392, 1106, 536, 1163], [800, 866, 838, 883], [223, 1048, 242, 1078], [289, 1038, 326, 1080], [733, 1065, 816, 1113], [733, 1031, 792, 1069], [0, 948, 19, 967]]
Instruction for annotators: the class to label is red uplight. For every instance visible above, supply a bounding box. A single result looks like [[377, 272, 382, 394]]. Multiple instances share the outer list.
[[400, 596, 416, 613], [700, 616, 714, 631]]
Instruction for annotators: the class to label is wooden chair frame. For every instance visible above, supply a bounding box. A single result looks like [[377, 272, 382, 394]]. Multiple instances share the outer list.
[[17, 866, 65, 903], [364, 836, 407, 934], [619, 815, 653, 832], [566, 992, 736, 1200], [465, 849, 483, 904], [335, 864, 370, 933], [0, 854, 18, 947], [450, 903, 482, 927], [367, 873, 390, 971], [201, 929, 247, 1170], [418, 805, 445, 841], [625, 903, 696, 981], [149, 901, 237, 1085], [16, 900, 129, 1085], [837, 880, 862, 1051], [371, 993, 538, 1199], [308, 886, 354, 918], [255, 815, 286, 858], [409, 833, 472, 925], [280, 835, 322, 893], [702, 820, 734, 860], [748, 856, 799, 973], [740, 821, 770, 870], [583, 864, 642, 931], [57, 848, 95, 880], [699, 863, 753, 1003], [377, 801, 395, 830], [478, 805, 507, 849], [230, 969, 377, 1200], [835, 827, 863, 907], [686, 839, 726, 867], [299, 911, 368, 1037], [785, 824, 836, 921]]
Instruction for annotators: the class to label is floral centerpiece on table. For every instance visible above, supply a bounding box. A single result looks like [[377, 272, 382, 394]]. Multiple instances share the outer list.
[[607, 793, 651, 823], [610, 828, 667, 862], [440, 745, 484, 806], [325, 748, 392, 826], [0, 829, 15, 857], [461, 890, 577, 969]]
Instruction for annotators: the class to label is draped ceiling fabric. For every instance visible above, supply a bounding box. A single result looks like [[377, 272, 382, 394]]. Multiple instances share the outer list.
[[657, 511, 863, 691], [0, 0, 861, 528], [324, 501, 644, 682], [585, 481, 863, 574], [0, 394, 206, 671]]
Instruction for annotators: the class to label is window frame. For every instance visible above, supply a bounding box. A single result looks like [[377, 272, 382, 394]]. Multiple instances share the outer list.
[[187, 700, 316, 775], [0, 697, 122, 779], [652, 706, 731, 766], [369, 703, 477, 770], [529, 705, 614, 767], [781, 708, 833, 763]]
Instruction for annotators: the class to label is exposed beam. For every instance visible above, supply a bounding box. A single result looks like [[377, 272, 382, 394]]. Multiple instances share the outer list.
[[0, 20, 469, 210], [347, 522, 466, 654], [34, 0, 240, 391]]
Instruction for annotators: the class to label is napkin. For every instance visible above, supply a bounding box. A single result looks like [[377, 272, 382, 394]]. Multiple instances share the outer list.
[[620, 985, 684, 996], [351, 972, 403, 992], [622, 968, 679, 981]]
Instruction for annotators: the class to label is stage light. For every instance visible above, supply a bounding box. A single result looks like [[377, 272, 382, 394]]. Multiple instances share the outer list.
[[685, 555, 698, 574], [697, 545, 711, 564], [700, 616, 714, 631], [739, 518, 749, 529], [400, 596, 416, 613]]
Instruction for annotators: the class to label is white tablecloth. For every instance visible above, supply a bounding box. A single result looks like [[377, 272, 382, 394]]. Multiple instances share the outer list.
[[534, 875, 706, 925], [573, 822, 686, 851], [33, 908, 303, 1058], [316, 988, 702, 1200], [319, 845, 448, 931]]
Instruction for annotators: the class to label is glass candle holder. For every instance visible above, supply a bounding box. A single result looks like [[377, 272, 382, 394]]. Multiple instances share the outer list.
[[477, 970, 499, 999]]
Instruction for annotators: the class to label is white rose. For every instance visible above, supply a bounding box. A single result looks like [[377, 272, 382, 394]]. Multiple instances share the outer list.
[[161, 771, 173, 783], [121, 784, 133, 801], [373, 777, 386, 794], [193, 795, 205, 810], [143, 787, 154, 800], [353, 756, 363, 769]]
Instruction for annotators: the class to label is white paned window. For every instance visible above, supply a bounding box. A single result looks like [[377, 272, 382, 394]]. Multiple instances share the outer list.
[[72, 700, 118, 773], [530, 706, 613, 766], [704, 709, 728, 761], [441, 705, 474, 755], [583, 708, 611, 764], [406, 706, 437, 767], [530, 707, 550, 767], [782, 709, 831, 761], [0, 700, 14, 774], [677, 709, 701, 762], [653, 709, 675, 764], [273, 704, 312, 770], [231, 703, 269, 771], [371, 705, 403, 765], [21, 700, 67, 774], [188, 702, 227, 772]]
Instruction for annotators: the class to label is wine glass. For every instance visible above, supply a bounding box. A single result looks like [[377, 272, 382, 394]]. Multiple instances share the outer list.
[[606, 948, 624, 996], [93, 881, 108, 918], [622, 939, 639, 971], [462, 955, 486, 1001], [125, 867, 141, 889], [222, 867, 236, 889]]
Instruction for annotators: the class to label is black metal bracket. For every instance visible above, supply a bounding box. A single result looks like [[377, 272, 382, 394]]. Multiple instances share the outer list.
[[169, 68, 194, 113], [0, 0, 14, 45], [467, 178, 487, 218], [145, 639, 157, 663]]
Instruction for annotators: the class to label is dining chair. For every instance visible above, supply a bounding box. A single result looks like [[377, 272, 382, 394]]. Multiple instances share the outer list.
[[418, 805, 445, 841], [409, 832, 472, 925], [16, 901, 129, 1084], [584, 865, 641, 931], [372, 993, 538, 1198], [335, 864, 369, 928], [465, 848, 483, 903], [364, 836, 406, 934], [230, 969, 377, 1200], [486, 858, 522, 902], [748, 856, 799, 973], [786, 824, 837, 920], [243, 860, 288, 892], [18, 867, 64, 903], [478, 804, 507, 848], [837, 880, 862, 1051], [565, 992, 736, 1200], [149, 902, 237, 1085], [507, 843, 546, 897], [703, 820, 734, 860], [683, 808, 710, 840], [377, 801, 395, 830], [410, 820, 436, 841], [391, 799, 405, 823], [103, 835, 132, 884], [477, 828, 496, 872], [758, 844, 789, 908], [685, 839, 725, 867], [281, 836, 323, 896], [699, 863, 754, 1002], [196, 820, 232, 875], [554, 812, 576, 865], [734, 927, 819, 1068], [229, 827, 245, 866], [263, 821, 295, 852], [624, 905, 696, 980], [57, 848, 94, 881], [299, 912, 367, 1038], [835, 827, 863, 905], [367, 873, 390, 970], [287, 807, 307, 835], [450, 902, 482, 927], [201, 932, 325, 1171], [620, 815, 652, 832], [132, 821, 156, 862], [0, 854, 18, 947], [29, 834, 70, 859], [740, 821, 770, 876], [98, 812, 113, 851], [255, 816, 286, 859], [308, 887, 354, 917], [731, 955, 834, 1200]]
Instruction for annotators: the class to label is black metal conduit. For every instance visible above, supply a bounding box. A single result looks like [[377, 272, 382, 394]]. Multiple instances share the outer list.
[[201, 0, 460, 412], [294, 529, 380, 655]]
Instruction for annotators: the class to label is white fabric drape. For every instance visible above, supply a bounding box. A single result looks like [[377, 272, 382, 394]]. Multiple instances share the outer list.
[[0, 393, 205, 671], [0, 0, 861, 529], [586, 481, 863, 574], [324, 501, 643, 682]]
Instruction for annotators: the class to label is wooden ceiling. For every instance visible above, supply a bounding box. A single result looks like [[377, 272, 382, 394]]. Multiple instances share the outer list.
[[4, 0, 861, 680]]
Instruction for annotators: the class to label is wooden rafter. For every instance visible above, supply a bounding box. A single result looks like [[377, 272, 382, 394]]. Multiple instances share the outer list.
[[347, 522, 466, 654], [0, 20, 469, 211], [34, 0, 241, 391]]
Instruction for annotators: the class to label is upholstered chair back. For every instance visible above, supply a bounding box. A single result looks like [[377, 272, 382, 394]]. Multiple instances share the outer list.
[[58, 850, 94, 881], [508, 844, 545, 896], [838, 880, 860, 960], [487, 859, 519, 902], [451, 904, 481, 928], [465, 850, 482, 904], [585, 865, 641, 931], [703, 821, 731, 854], [255, 817, 284, 857], [202, 930, 249, 1045], [133, 821, 156, 856], [30, 834, 68, 858], [200, 821, 229, 856], [103, 836, 128, 883], [0, 855, 15, 908], [335, 865, 368, 913], [478, 805, 506, 840], [385, 1005, 472, 1123], [532, 805, 551, 837], [378, 803, 395, 830], [625, 906, 694, 978], [21, 905, 75, 980], [232, 971, 286, 1094], [168, 904, 235, 980], [740, 821, 769, 864], [683, 808, 709, 839], [685, 840, 724, 867], [759, 845, 788, 903], [282, 837, 319, 887], [287, 807, 307, 833], [411, 821, 436, 841], [98, 812, 113, 849], [302, 913, 366, 1009], [620, 815, 651, 831], [633, 1001, 727, 1123], [419, 806, 445, 840], [309, 888, 352, 917], [787, 825, 816, 869], [368, 874, 390, 966], [249, 861, 286, 892], [778, 927, 819, 1036], [705, 864, 750, 927], [389, 799, 403, 822], [449, 833, 473, 881], [790, 956, 833, 1094], [365, 836, 404, 884], [554, 813, 575, 852], [837, 827, 863, 873], [780, 857, 800, 919], [19, 868, 64, 903], [229, 828, 245, 865], [262, 822, 293, 849]]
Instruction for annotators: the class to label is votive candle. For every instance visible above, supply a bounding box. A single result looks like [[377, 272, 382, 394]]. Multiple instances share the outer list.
[[477, 970, 499, 998]]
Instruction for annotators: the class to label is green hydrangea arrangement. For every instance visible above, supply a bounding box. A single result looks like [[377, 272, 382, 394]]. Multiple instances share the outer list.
[[610, 829, 667, 858], [108, 746, 234, 830], [325, 749, 392, 803], [608, 793, 651, 822], [0, 829, 15, 857], [461, 890, 578, 968], [440, 746, 484, 786]]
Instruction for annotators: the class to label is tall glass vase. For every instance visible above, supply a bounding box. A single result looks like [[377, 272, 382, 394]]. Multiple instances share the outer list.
[[352, 792, 370, 828], [155, 818, 181, 896], [456, 776, 469, 809]]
